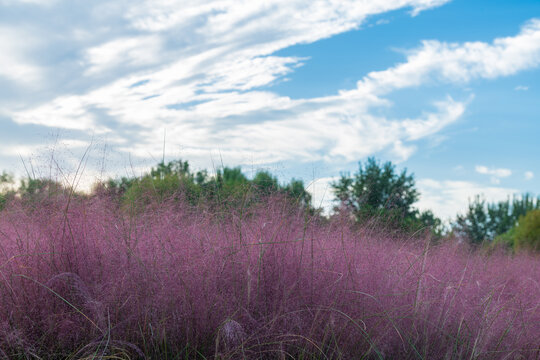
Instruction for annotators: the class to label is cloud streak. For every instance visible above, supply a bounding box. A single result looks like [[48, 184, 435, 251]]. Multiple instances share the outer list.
[[353, 19, 540, 96], [475, 165, 512, 184], [0, 26, 42, 86], [84, 36, 164, 75]]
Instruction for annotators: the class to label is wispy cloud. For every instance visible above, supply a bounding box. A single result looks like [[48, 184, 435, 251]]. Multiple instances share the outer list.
[[525, 171, 534, 180], [0, 26, 43, 86], [126, 0, 452, 33], [409, 0, 451, 16], [84, 36, 164, 75], [0, 143, 43, 157], [475, 165, 512, 184], [352, 19, 540, 95], [515, 85, 529, 91], [475, 165, 512, 178]]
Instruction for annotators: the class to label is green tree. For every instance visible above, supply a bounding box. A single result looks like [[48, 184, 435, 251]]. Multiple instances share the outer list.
[[283, 179, 312, 208], [102, 177, 136, 195], [332, 157, 418, 220], [453, 196, 490, 245], [252, 171, 279, 196], [150, 159, 190, 179], [205, 167, 251, 207], [453, 194, 540, 245], [332, 157, 440, 235], [513, 209, 540, 251], [332, 158, 418, 219], [415, 209, 444, 238]]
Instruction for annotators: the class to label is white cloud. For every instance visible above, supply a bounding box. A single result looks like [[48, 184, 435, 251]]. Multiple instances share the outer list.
[[515, 85, 529, 91], [401, 96, 467, 140], [84, 36, 164, 75], [525, 171, 534, 180], [0, 143, 43, 157], [126, 0, 451, 33], [107, 91, 464, 167], [201, 56, 303, 92], [353, 19, 540, 95], [0, 27, 42, 85], [416, 178, 518, 221], [12, 95, 102, 131], [6, 0, 467, 166], [374, 19, 390, 26], [475, 165, 512, 184], [409, 0, 450, 16], [475, 165, 512, 177]]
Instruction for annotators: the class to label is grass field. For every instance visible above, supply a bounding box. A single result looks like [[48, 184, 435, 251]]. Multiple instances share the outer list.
[[0, 190, 538, 359]]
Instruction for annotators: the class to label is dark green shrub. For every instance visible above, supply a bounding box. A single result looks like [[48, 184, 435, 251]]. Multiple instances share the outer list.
[[513, 209, 540, 252]]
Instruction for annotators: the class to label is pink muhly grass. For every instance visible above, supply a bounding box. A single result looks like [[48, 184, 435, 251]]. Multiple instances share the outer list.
[[0, 192, 538, 359]]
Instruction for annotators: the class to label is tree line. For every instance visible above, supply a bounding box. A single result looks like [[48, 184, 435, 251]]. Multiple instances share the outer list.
[[1, 158, 538, 251]]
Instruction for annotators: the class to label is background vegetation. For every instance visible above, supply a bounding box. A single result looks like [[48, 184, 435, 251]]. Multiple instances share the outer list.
[[2, 157, 540, 251], [331, 157, 443, 238]]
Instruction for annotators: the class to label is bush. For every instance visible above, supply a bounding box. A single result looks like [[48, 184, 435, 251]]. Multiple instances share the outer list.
[[513, 209, 540, 251], [492, 226, 517, 250], [105, 160, 314, 215], [122, 172, 198, 209]]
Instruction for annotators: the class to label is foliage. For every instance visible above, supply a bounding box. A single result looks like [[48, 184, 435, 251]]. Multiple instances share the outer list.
[[453, 196, 489, 245], [210, 166, 251, 206], [283, 178, 312, 208], [331, 157, 442, 236], [103, 160, 313, 213], [415, 209, 444, 237], [332, 157, 418, 219], [252, 170, 278, 195], [453, 194, 540, 245], [19, 178, 67, 199], [118, 160, 202, 212], [513, 209, 540, 251], [1, 172, 74, 209], [0, 171, 14, 210], [103, 176, 135, 195]]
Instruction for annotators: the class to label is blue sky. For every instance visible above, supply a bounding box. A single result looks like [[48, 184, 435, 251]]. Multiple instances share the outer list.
[[0, 0, 539, 220]]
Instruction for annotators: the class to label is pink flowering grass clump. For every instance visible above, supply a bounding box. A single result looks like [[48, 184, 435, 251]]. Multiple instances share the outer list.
[[0, 191, 538, 359]]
